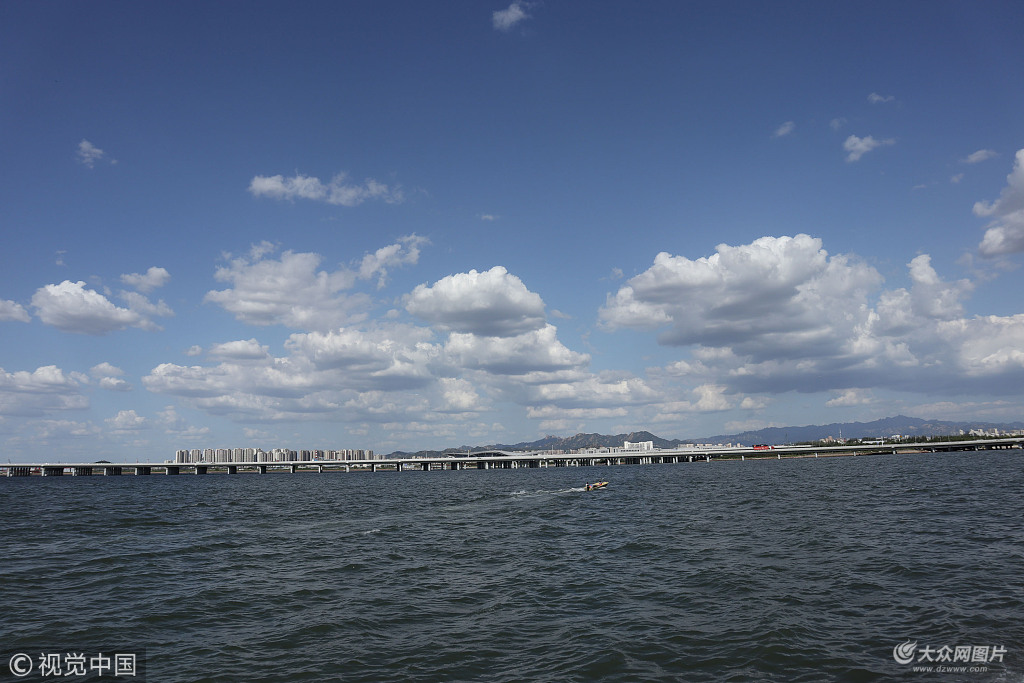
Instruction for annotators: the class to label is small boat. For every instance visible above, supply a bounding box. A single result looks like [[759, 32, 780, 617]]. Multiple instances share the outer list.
[[585, 481, 608, 491]]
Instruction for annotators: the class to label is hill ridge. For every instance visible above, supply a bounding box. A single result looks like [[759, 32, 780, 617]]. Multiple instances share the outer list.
[[387, 415, 1024, 458]]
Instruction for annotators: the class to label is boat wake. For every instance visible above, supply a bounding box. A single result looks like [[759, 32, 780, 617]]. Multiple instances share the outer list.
[[510, 487, 585, 497]]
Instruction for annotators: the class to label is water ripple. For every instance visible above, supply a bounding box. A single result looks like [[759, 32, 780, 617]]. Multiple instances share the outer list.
[[3, 451, 1023, 680]]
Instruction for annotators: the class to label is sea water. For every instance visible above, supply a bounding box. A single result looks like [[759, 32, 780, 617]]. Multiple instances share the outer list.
[[2, 450, 1022, 681]]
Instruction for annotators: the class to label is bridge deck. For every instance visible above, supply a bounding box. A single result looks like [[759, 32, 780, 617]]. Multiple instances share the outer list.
[[3, 438, 1021, 477]]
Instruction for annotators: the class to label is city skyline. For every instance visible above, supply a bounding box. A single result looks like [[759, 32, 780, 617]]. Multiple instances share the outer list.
[[174, 447, 377, 464], [2, 2, 1024, 462]]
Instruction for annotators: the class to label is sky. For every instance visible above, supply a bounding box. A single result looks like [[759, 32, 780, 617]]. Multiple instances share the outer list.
[[2, 1, 1024, 462]]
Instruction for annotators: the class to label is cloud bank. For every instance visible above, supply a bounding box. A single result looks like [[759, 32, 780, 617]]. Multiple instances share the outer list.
[[602, 233, 1023, 397]]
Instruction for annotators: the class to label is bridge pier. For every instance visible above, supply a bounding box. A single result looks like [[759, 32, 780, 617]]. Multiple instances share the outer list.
[[133, 466, 152, 475], [164, 466, 180, 475], [102, 466, 122, 476], [72, 467, 92, 476], [194, 466, 207, 475], [42, 466, 64, 476], [7, 466, 32, 476]]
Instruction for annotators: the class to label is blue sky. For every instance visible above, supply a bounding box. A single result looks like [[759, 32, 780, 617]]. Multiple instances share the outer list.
[[3, 1, 1024, 461]]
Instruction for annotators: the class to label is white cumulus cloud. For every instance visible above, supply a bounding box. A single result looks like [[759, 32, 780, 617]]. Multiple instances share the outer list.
[[437, 378, 486, 413], [0, 365, 88, 417], [106, 409, 148, 432], [825, 389, 874, 407], [600, 234, 1024, 397], [523, 374, 659, 411], [358, 234, 429, 288], [204, 246, 366, 330], [405, 266, 546, 337], [91, 362, 132, 391], [121, 266, 170, 293], [31, 281, 172, 334], [207, 339, 271, 361], [445, 324, 589, 376], [144, 329, 442, 422], [493, 1, 531, 31], [76, 139, 105, 168], [843, 134, 895, 162], [205, 238, 425, 329], [0, 299, 30, 322], [601, 234, 881, 358], [156, 405, 210, 440], [248, 172, 403, 206], [976, 149, 1024, 257], [772, 121, 795, 138], [962, 149, 997, 164]]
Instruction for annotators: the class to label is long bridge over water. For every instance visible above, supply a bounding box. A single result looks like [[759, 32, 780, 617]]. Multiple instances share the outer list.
[[3, 437, 1022, 478]]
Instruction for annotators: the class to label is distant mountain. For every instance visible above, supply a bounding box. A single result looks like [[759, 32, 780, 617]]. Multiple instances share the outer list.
[[697, 415, 1024, 446], [495, 430, 688, 451], [386, 416, 1024, 457], [388, 431, 687, 459]]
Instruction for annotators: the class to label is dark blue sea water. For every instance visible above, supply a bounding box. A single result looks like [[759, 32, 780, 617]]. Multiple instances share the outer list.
[[2, 451, 1023, 682]]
